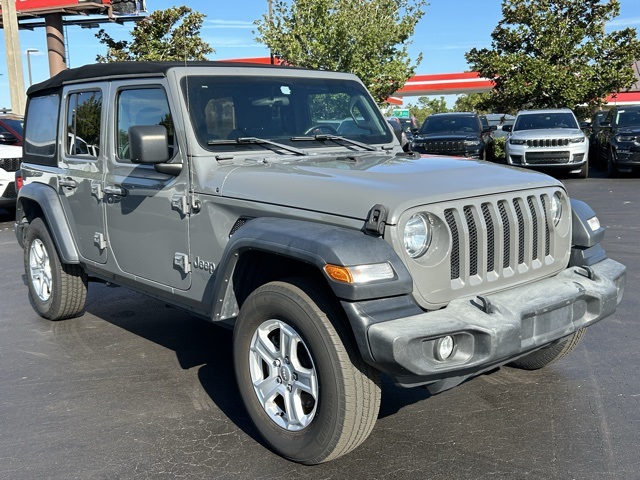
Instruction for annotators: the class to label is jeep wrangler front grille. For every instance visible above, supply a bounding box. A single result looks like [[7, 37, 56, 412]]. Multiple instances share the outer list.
[[444, 193, 553, 283]]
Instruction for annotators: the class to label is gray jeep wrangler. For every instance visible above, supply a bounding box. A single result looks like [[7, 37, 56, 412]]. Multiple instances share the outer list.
[[15, 62, 625, 465]]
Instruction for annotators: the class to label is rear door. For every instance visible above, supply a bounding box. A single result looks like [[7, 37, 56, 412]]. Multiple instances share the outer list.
[[58, 86, 107, 264]]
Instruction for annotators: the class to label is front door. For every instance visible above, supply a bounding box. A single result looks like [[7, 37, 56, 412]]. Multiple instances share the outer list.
[[104, 83, 191, 290]]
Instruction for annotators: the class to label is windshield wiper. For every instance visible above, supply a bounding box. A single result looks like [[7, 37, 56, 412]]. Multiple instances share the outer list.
[[290, 134, 378, 151], [208, 137, 306, 156]]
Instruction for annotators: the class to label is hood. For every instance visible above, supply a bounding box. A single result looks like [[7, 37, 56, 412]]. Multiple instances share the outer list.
[[614, 126, 640, 135], [207, 153, 561, 225], [511, 128, 584, 139]]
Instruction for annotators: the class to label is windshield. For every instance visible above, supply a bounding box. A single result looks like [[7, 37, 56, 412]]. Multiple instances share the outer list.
[[419, 115, 480, 134], [513, 112, 579, 131], [615, 109, 640, 127], [182, 75, 392, 152], [1, 118, 24, 136]]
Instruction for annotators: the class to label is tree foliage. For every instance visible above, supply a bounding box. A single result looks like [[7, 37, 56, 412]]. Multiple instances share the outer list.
[[453, 93, 491, 113], [465, 0, 640, 113], [95, 6, 214, 62], [405, 96, 450, 125], [255, 0, 427, 104]]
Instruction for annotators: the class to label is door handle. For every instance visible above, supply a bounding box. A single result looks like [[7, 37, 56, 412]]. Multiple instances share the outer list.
[[104, 185, 128, 197], [58, 178, 77, 189]]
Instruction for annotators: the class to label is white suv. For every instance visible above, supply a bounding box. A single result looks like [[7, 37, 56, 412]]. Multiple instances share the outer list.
[[0, 144, 22, 208], [504, 108, 589, 178]]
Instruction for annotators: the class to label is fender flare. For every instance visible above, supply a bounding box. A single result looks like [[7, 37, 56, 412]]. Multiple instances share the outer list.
[[210, 217, 413, 320], [16, 183, 80, 264]]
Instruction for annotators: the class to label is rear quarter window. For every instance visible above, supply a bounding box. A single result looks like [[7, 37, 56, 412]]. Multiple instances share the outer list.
[[24, 93, 60, 164]]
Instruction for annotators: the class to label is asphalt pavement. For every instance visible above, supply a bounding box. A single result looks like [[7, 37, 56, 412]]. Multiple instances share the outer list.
[[0, 168, 638, 479]]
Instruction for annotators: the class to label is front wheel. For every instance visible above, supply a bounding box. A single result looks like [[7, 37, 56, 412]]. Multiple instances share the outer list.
[[24, 217, 88, 320], [508, 328, 586, 370], [233, 278, 381, 464], [576, 159, 589, 179]]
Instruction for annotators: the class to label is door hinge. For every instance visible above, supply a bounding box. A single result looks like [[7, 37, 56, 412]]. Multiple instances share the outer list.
[[90, 180, 102, 200], [94, 232, 107, 250], [171, 193, 189, 216], [174, 252, 191, 274]]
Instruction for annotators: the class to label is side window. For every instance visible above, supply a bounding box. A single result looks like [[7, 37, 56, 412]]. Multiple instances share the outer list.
[[24, 93, 60, 159], [66, 90, 102, 158], [116, 87, 174, 162]]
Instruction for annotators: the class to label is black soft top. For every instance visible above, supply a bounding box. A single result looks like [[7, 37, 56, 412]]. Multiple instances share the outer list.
[[26, 61, 288, 96]]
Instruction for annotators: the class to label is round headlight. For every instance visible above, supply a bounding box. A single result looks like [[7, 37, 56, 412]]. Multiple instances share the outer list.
[[550, 192, 563, 226], [404, 213, 432, 258]]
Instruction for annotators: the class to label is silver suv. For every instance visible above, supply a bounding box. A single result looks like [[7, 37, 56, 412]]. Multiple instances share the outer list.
[[15, 62, 625, 464], [504, 108, 589, 178]]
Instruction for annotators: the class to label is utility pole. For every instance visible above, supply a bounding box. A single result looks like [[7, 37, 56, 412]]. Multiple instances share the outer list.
[[1, 0, 27, 114]]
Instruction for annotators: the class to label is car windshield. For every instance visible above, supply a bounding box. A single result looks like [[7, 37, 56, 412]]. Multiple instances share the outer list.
[[615, 109, 640, 127], [1, 118, 24, 136], [181, 75, 392, 152], [419, 115, 479, 134], [513, 112, 579, 131]]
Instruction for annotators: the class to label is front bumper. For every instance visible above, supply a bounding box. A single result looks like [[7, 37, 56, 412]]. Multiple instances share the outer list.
[[351, 258, 625, 390], [507, 143, 587, 170]]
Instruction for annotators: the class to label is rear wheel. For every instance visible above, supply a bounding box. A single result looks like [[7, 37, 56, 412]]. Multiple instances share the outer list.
[[508, 328, 586, 370], [233, 278, 381, 464], [24, 217, 87, 320]]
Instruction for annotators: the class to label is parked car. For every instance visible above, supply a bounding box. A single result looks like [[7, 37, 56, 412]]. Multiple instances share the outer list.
[[0, 114, 24, 146], [593, 105, 640, 176], [0, 144, 22, 208], [484, 113, 515, 139], [386, 116, 410, 151], [503, 108, 589, 178], [410, 112, 495, 160], [588, 110, 609, 164], [15, 61, 625, 465]]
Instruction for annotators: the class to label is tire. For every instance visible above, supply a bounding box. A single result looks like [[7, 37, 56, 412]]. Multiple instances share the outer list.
[[24, 217, 88, 320], [508, 328, 586, 370], [576, 159, 589, 179], [233, 278, 381, 464], [607, 148, 619, 178]]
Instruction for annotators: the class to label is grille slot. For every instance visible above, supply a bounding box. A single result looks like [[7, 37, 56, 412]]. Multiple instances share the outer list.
[[444, 209, 460, 280], [0, 157, 21, 172], [447, 194, 549, 283]]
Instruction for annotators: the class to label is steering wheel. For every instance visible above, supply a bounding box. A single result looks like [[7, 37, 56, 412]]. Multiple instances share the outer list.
[[304, 124, 338, 135]]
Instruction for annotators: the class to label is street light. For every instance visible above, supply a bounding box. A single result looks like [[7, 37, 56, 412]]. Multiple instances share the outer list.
[[26, 49, 40, 86]]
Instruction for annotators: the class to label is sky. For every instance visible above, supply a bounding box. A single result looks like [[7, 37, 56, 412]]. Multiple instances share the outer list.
[[2, 0, 640, 111]]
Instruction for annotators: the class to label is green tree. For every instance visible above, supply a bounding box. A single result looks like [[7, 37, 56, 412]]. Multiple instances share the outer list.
[[453, 93, 491, 113], [405, 96, 450, 125], [466, 0, 640, 113], [95, 6, 214, 62], [255, 0, 427, 104]]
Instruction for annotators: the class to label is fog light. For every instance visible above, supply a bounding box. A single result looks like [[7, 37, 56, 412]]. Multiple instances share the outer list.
[[434, 335, 455, 361]]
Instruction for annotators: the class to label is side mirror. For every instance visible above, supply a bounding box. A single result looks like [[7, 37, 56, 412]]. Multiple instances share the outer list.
[[129, 125, 171, 164], [502, 124, 512, 133], [0, 131, 18, 144]]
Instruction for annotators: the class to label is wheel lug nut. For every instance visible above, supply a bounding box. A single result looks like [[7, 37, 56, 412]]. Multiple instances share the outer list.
[[285, 356, 290, 364], [276, 377, 282, 384], [287, 384, 293, 392], [273, 359, 281, 367], [292, 373, 298, 381]]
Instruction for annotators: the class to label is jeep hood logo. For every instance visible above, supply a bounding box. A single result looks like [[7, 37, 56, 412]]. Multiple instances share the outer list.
[[193, 256, 215, 274]]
